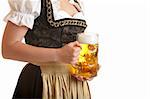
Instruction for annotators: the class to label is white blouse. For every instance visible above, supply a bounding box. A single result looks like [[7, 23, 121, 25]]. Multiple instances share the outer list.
[[4, 0, 86, 29]]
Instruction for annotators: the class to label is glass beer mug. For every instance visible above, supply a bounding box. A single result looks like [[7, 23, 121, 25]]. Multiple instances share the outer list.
[[68, 33, 99, 79]]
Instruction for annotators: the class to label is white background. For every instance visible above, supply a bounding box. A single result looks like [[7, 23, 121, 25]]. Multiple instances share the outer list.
[[0, 0, 150, 99]]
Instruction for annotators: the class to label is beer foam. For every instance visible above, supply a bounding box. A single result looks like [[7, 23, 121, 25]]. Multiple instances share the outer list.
[[78, 33, 98, 44]]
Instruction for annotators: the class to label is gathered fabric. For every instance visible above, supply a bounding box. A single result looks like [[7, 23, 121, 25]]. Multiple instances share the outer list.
[[4, 0, 85, 29], [40, 62, 91, 99]]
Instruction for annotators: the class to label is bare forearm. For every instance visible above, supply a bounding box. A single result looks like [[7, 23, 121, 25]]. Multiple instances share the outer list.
[[3, 41, 59, 64], [2, 22, 80, 66]]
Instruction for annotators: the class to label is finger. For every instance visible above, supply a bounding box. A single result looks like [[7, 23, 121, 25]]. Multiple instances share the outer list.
[[97, 64, 101, 71], [72, 56, 79, 61], [77, 78, 84, 81], [86, 77, 94, 81], [70, 61, 78, 65], [68, 41, 79, 47], [75, 76, 84, 81], [72, 74, 85, 81], [73, 52, 80, 58], [71, 56, 80, 65], [75, 41, 81, 47], [73, 48, 81, 55], [74, 46, 81, 51]]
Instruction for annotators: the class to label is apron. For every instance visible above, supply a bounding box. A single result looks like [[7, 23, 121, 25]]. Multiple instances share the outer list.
[[13, 0, 91, 99]]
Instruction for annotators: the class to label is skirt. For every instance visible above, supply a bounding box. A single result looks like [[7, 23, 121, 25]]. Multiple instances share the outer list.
[[12, 62, 91, 99]]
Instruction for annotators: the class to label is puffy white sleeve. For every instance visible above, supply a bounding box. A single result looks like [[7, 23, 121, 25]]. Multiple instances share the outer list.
[[4, 0, 41, 29]]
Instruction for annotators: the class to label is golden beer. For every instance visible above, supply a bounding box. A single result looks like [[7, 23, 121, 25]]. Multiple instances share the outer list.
[[68, 33, 99, 79]]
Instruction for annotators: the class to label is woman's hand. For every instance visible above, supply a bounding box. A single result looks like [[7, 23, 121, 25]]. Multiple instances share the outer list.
[[57, 41, 101, 81], [24, 41, 81, 66], [57, 41, 81, 65], [72, 64, 101, 81], [71, 74, 93, 81]]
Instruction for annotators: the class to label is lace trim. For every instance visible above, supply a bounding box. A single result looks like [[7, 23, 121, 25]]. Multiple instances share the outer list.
[[46, 0, 87, 28]]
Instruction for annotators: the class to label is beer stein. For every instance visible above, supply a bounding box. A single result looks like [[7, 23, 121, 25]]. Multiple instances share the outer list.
[[68, 33, 99, 79]]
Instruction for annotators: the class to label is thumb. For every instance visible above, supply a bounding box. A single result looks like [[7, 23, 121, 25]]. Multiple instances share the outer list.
[[68, 41, 80, 47]]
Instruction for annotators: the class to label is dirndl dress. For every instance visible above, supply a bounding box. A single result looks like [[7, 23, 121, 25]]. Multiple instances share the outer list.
[[6, 0, 91, 98]]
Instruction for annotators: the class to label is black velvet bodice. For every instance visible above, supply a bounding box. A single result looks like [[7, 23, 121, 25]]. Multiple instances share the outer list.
[[24, 0, 87, 48]]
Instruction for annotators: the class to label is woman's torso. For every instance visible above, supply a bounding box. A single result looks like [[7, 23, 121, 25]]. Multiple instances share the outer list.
[[24, 0, 87, 48]]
